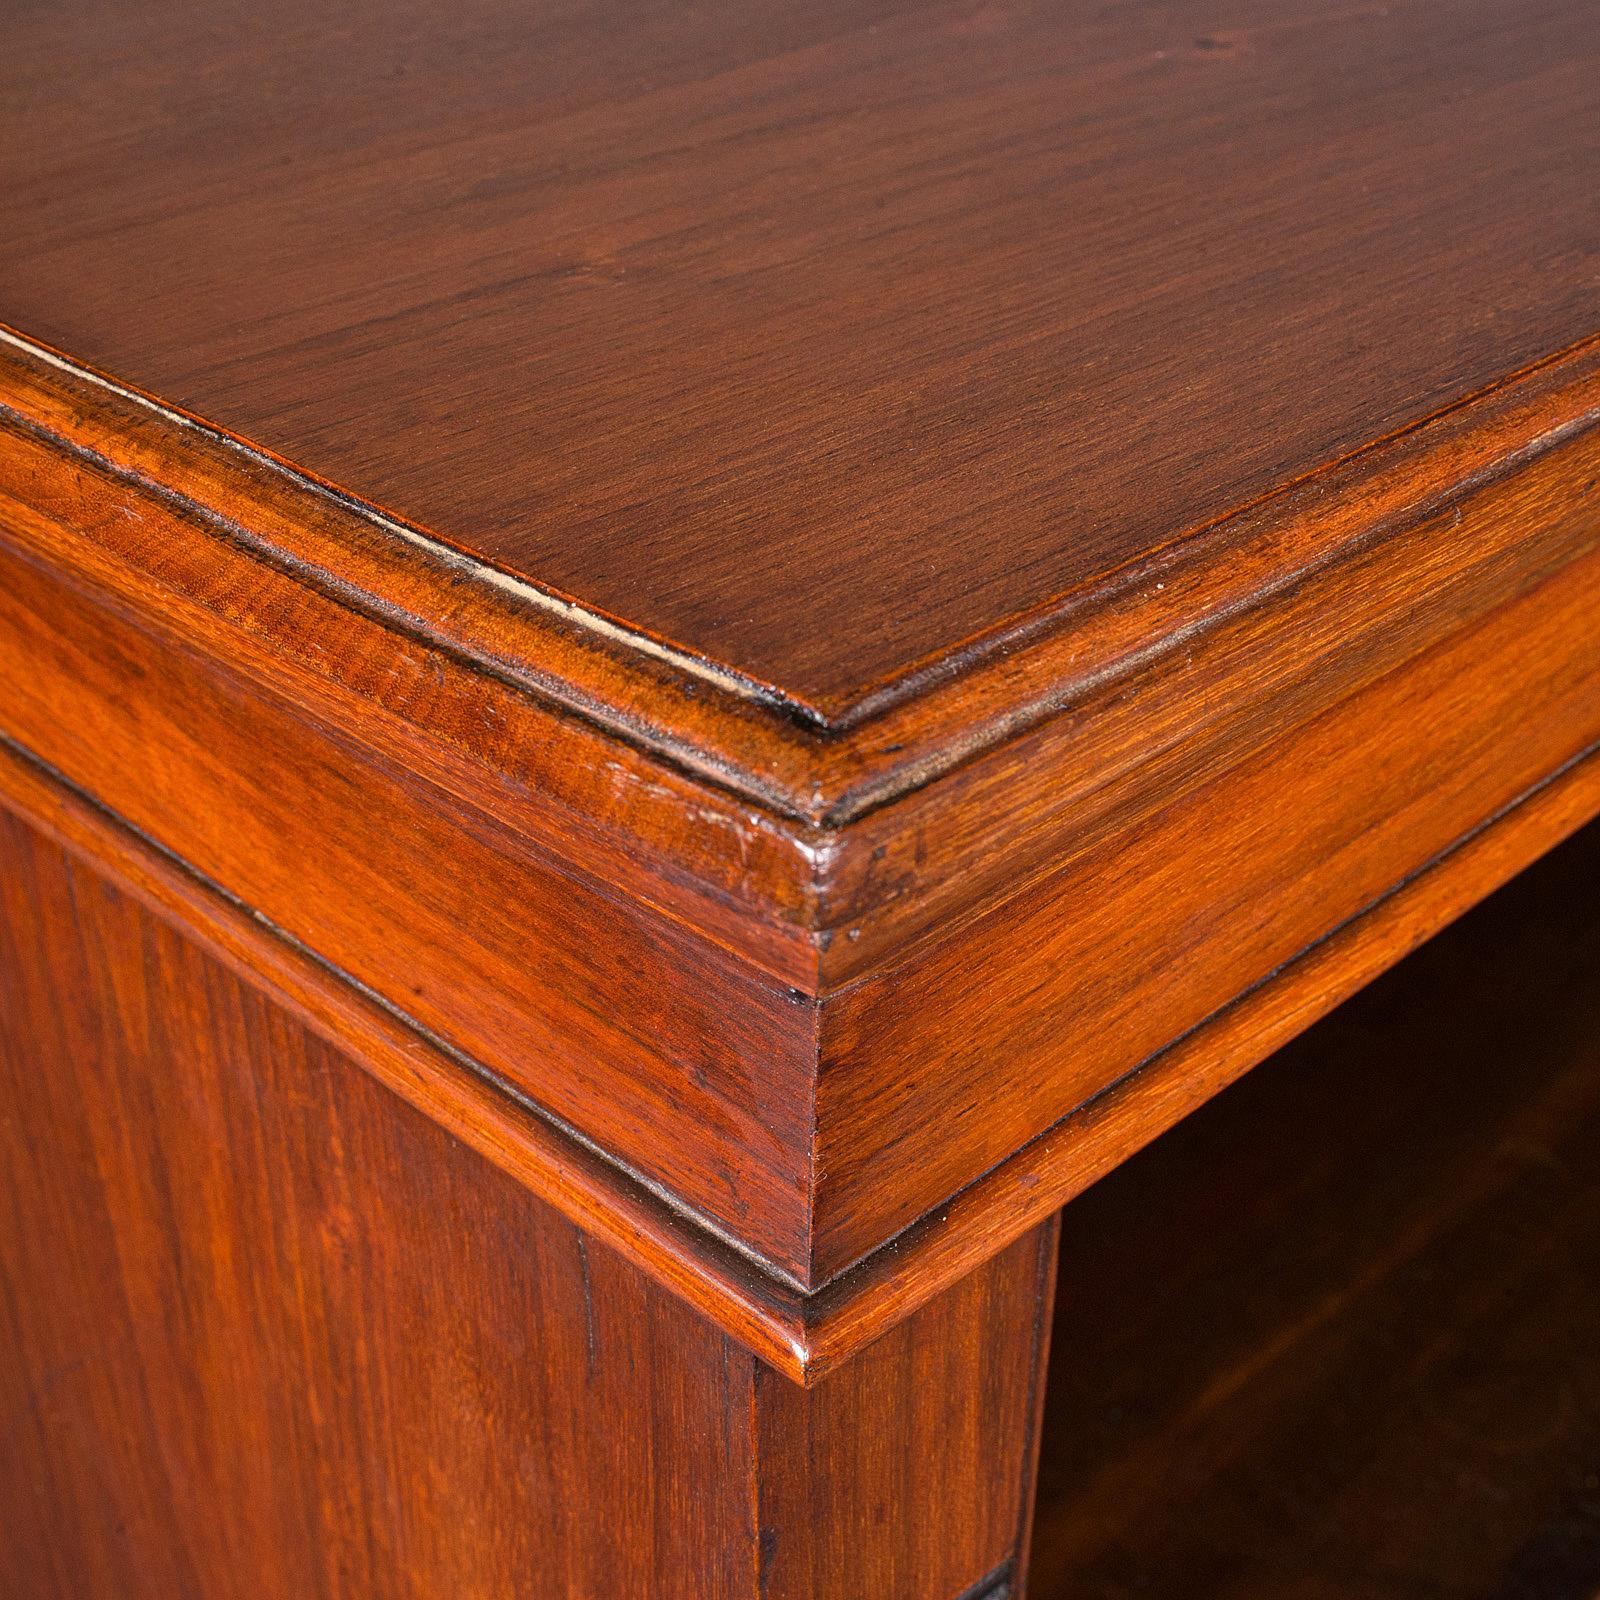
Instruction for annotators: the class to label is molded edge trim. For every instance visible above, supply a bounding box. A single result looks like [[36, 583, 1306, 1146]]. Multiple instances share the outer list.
[[2, 729, 1593, 1385], [797, 741, 1600, 1366], [0, 324, 830, 820], [3, 321, 1598, 831]]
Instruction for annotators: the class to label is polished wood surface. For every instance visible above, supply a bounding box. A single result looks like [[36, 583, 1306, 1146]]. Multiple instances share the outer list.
[[0, 802, 1058, 1600], [1033, 818, 1600, 1598], [3, 307, 1598, 1352], [4, 321, 1598, 1321], [4, 0, 1597, 707], [5, 5, 1599, 1593], [0, 538, 824, 1283], [817, 442, 1600, 1271], [5, 625, 1597, 1388]]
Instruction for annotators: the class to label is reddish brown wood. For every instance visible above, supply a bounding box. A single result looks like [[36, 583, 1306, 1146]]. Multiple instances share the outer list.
[[1, 328, 1596, 1321], [794, 739, 1600, 1372], [6, 675, 1596, 1387], [755, 1220, 1058, 1600], [0, 536, 822, 1280], [3, 0, 1596, 708], [2, 6, 1599, 1586], [0, 733, 817, 1378], [1032, 817, 1600, 1596], [818, 500, 1600, 1273], [0, 803, 1057, 1600]]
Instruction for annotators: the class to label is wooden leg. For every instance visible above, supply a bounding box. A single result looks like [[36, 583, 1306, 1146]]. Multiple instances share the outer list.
[[0, 804, 1060, 1599]]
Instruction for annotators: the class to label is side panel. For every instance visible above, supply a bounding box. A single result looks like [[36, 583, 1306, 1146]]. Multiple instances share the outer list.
[[0, 807, 1055, 1599], [756, 1222, 1057, 1600], [0, 805, 755, 1600]]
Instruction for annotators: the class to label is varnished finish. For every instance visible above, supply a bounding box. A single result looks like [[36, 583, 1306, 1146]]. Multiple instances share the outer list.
[[0, 804, 1058, 1600], [6, 679, 1597, 1385], [2, 324, 1598, 1336], [0, 734, 817, 1378], [6, 6, 1600, 1593], [794, 739, 1600, 1372], [4, 0, 1597, 707], [0, 538, 823, 1282], [1032, 818, 1600, 1597]]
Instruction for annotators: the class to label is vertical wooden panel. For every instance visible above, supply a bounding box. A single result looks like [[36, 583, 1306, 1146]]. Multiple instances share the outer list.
[[756, 1221, 1058, 1600], [0, 806, 1055, 1599], [0, 804, 759, 1600]]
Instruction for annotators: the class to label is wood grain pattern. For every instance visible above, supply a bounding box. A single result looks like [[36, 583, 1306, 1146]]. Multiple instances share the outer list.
[[818, 495, 1600, 1273], [755, 1217, 1058, 1600], [1032, 816, 1600, 1597], [0, 535, 823, 1280], [4, 0, 1597, 707], [7, 9, 1599, 1591], [2, 0, 1598, 1379], [0, 805, 756, 1600], [800, 741, 1600, 1374], [0, 732, 820, 1380], [0, 802, 1057, 1599], [5, 678, 1595, 1386], [2, 326, 1597, 1309]]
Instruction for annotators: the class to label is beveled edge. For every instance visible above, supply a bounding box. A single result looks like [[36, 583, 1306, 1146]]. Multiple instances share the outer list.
[[0, 733, 818, 1383], [4, 321, 1598, 834], [797, 742, 1600, 1364], [0, 324, 829, 820], [6, 315, 1600, 997]]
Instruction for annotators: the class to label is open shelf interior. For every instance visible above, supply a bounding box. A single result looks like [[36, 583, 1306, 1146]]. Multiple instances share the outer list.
[[1031, 815, 1600, 1599]]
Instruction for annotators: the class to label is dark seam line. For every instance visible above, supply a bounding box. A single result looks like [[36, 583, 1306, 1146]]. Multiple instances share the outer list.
[[5, 324, 1598, 832], [0, 730, 815, 1304], [818, 395, 1600, 825], [824, 326, 1600, 732], [0, 403, 824, 825]]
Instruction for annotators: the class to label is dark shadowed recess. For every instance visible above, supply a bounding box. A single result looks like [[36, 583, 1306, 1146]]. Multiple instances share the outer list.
[[1033, 817, 1600, 1599]]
